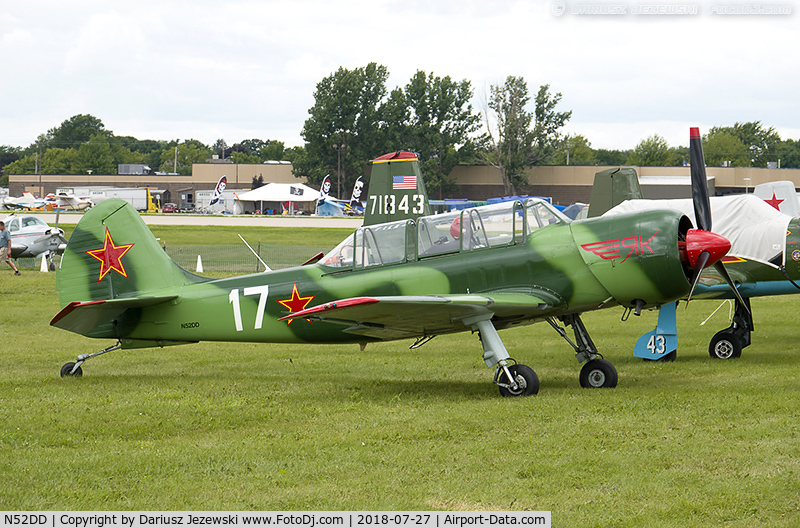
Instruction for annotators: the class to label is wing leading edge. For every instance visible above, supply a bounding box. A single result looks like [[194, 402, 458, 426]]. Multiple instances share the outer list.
[[278, 293, 563, 340]]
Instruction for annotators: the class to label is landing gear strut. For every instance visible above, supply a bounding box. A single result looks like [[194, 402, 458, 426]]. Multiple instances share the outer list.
[[60, 341, 122, 377], [467, 316, 539, 397], [547, 314, 618, 388], [709, 297, 752, 359]]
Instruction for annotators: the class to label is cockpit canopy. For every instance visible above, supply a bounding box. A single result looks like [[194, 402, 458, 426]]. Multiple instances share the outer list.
[[321, 198, 568, 269], [6, 216, 49, 232]]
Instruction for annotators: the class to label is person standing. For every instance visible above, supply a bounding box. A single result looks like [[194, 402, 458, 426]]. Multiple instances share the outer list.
[[0, 221, 21, 275]]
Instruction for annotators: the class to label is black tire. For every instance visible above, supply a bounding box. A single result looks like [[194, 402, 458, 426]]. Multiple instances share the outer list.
[[498, 364, 539, 397], [579, 358, 618, 388], [709, 331, 742, 359], [60, 362, 83, 377]]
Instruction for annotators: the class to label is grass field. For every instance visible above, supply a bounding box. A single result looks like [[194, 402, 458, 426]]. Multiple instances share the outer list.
[[1, 226, 799, 524]]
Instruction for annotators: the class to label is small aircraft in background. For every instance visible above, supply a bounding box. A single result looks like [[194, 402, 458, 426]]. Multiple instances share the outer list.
[[2, 192, 47, 211], [51, 144, 740, 396], [45, 191, 92, 211], [3, 213, 67, 270], [593, 129, 800, 361]]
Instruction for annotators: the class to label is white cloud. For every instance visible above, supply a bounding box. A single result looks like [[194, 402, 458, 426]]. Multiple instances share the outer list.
[[1, 0, 798, 150]]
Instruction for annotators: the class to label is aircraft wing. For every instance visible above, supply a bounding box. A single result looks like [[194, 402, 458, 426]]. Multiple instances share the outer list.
[[51, 295, 178, 335], [279, 293, 562, 340]]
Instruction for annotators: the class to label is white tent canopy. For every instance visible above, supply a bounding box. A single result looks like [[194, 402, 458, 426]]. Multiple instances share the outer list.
[[234, 182, 319, 215], [236, 182, 318, 202]]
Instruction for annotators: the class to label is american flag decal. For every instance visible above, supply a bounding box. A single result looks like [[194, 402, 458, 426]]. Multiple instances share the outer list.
[[392, 175, 417, 190]]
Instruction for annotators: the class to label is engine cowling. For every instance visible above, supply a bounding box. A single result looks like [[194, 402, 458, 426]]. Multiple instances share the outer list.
[[571, 210, 696, 310]]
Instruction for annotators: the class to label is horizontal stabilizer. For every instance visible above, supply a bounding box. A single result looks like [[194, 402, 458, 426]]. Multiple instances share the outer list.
[[50, 295, 178, 335]]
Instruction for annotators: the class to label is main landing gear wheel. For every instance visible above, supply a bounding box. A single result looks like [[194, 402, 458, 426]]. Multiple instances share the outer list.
[[497, 364, 539, 397], [709, 330, 742, 359], [579, 359, 618, 388], [60, 362, 83, 377]]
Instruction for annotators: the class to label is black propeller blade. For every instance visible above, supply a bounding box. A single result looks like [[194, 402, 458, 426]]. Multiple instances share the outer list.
[[689, 127, 712, 232], [688, 127, 750, 313]]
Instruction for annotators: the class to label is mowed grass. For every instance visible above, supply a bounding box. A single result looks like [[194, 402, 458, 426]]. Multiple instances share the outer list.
[[1, 230, 799, 523]]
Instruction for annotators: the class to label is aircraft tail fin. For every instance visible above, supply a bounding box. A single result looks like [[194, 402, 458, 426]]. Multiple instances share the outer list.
[[56, 199, 206, 308], [586, 167, 643, 218], [364, 152, 431, 226]]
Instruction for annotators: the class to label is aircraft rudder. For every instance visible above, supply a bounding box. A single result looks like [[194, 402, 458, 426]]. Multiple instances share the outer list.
[[364, 151, 431, 226], [587, 167, 643, 218], [56, 199, 198, 306]]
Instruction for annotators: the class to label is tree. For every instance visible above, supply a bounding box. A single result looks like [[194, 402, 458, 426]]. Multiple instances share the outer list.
[[702, 130, 750, 167], [626, 134, 675, 166], [298, 63, 390, 197], [260, 140, 286, 161], [708, 121, 780, 167], [44, 114, 109, 149], [774, 138, 800, 168], [529, 84, 572, 166], [159, 140, 211, 175], [595, 149, 629, 165], [482, 78, 571, 194], [552, 134, 595, 165], [393, 70, 481, 196], [75, 134, 116, 174]]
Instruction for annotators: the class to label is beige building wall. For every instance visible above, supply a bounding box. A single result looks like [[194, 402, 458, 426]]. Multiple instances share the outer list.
[[9, 162, 799, 204]]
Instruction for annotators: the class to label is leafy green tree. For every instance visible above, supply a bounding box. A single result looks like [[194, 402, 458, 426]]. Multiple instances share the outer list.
[[482, 78, 571, 194], [530, 84, 572, 166], [700, 130, 749, 167], [298, 63, 390, 196], [160, 140, 211, 175], [708, 121, 780, 167], [626, 134, 676, 166], [393, 70, 481, 196], [260, 141, 286, 161], [774, 138, 800, 168], [0, 145, 21, 184], [75, 134, 116, 174], [482, 76, 534, 195], [43, 147, 79, 174], [594, 149, 629, 165], [44, 114, 109, 149], [552, 134, 595, 165]]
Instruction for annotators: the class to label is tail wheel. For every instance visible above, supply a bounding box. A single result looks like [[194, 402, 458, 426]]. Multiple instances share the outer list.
[[580, 358, 618, 388], [498, 364, 539, 397], [709, 330, 742, 359], [60, 362, 83, 377]]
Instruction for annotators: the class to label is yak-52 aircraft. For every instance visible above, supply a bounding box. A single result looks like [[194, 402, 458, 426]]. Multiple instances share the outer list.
[[52, 146, 739, 396], [593, 129, 800, 361]]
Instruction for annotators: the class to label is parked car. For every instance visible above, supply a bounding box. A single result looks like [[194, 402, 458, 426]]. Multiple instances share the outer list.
[[162, 203, 178, 213]]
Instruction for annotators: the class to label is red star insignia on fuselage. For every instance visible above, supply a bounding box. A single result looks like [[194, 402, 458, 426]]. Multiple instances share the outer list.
[[764, 192, 785, 211], [85, 228, 135, 282], [276, 282, 315, 325]]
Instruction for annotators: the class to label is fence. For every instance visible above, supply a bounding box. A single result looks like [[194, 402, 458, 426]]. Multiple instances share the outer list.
[[14, 244, 330, 274]]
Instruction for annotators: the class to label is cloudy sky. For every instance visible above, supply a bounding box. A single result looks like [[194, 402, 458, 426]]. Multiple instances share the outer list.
[[1, 0, 797, 152]]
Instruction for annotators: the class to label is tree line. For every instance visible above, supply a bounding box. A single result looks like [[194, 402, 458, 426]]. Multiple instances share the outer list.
[[3, 63, 800, 195]]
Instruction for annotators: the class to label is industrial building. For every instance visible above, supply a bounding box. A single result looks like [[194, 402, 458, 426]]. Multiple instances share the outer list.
[[9, 161, 800, 209]]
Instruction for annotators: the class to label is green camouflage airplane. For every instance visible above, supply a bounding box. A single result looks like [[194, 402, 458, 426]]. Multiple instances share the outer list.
[[51, 150, 736, 396], [593, 128, 800, 361]]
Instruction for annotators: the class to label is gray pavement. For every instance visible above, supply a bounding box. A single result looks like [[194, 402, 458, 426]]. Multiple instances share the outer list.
[[21, 212, 363, 228]]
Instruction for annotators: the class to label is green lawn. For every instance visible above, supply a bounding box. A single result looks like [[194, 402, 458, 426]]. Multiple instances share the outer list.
[[1, 262, 799, 523]]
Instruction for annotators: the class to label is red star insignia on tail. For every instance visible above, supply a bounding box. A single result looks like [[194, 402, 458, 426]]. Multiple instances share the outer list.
[[765, 192, 785, 211], [276, 282, 315, 325], [85, 228, 135, 282]]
